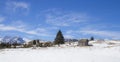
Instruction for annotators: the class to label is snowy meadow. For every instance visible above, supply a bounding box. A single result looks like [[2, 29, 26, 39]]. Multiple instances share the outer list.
[[0, 40, 120, 62]]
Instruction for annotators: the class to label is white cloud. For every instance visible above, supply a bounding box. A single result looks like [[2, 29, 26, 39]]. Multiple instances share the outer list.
[[77, 25, 120, 39], [65, 24, 120, 39], [80, 30, 120, 39], [24, 28, 51, 37], [64, 30, 79, 39], [0, 24, 20, 31], [0, 16, 5, 22], [65, 28, 120, 39], [66, 30, 74, 34], [64, 34, 75, 39], [0, 21, 52, 37], [44, 9, 91, 26], [10, 20, 27, 28], [13, 2, 29, 9], [5, 1, 29, 14]]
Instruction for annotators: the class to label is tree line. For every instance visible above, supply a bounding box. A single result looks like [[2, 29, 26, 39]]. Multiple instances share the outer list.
[[0, 30, 94, 49]]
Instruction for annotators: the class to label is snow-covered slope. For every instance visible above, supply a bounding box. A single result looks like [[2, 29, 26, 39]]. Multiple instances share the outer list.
[[0, 40, 120, 62]]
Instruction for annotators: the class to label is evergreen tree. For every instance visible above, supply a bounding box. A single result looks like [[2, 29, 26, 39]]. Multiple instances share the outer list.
[[54, 30, 65, 45], [90, 36, 94, 41]]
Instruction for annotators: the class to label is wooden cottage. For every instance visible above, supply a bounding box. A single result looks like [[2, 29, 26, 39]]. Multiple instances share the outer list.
[[78, 39, 89, 46], [25, 40, 53, 47], [28, 40, 39, 46]]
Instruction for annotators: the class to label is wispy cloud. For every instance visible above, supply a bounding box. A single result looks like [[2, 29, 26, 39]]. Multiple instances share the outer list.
[[5, 1, 30, 14], [0, 21, 52, 37], [43, 9, 91, 26], [80, 29, 120, 39], [0, 16, 5, 22], [78, 24, 120, 39], [64, 34, 75, 39], [65, 27, 120, 39], [64, 30, 79, 39], [25, 28, 52, 37]]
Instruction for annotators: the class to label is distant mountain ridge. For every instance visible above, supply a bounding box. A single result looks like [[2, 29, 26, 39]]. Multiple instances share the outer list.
[[0, 36, 25, 44], [65, 39, 78, 42]]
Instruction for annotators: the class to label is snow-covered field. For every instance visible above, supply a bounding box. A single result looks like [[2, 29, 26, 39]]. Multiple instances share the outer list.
[[0, 41, 120, 62]]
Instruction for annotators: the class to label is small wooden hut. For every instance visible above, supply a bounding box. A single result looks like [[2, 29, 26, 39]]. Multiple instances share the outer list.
[[78, 39, 89, 46]]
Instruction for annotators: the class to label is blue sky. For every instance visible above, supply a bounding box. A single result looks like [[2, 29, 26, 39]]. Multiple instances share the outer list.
[[0, 0, 120, 41]]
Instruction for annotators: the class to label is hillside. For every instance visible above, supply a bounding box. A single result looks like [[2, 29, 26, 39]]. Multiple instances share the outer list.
[[0, 40, 120, 62]]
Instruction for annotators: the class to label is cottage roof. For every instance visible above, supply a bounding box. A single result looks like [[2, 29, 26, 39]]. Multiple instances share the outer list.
[[79, 39, 89, 42]]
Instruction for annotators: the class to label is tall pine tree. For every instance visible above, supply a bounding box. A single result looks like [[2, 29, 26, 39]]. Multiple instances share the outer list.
[[54, 30, 65, 45]]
